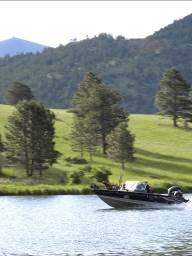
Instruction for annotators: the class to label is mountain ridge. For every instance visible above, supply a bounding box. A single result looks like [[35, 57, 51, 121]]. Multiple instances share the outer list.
[[0, 14, 192, 113], [0, 37, 48, 57]]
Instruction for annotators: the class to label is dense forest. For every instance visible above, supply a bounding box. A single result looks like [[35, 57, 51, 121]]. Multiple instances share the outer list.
[[0, 14, 192, 113]]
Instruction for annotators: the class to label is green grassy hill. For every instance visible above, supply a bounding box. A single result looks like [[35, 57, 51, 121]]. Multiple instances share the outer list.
[[0, 104, 192, 194]]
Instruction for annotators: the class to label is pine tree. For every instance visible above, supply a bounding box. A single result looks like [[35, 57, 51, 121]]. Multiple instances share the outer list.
[[107, 121, 134, 173], [71, 116, 86, 158], [71, 115, 99, 161], [5, 100, 59, 176], [83, 115, 99, 161], [73, 72, 127, 155], [0, 134, 3, 152], [155, 68, 192, 127], [0, 134, 3, 174], [6, 81, 34, 105], [179, 89, 192, 127]]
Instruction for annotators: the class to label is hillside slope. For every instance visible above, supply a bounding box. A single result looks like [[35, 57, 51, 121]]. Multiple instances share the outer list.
[[0, 15, 192, 112], [0, 104, 192, 194]]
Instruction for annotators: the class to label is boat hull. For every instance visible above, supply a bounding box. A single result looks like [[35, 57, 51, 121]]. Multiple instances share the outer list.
[[94, 189, 188, 208]]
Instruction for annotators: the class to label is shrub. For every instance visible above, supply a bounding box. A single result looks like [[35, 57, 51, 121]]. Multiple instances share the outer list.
[[93, 167, 112, 182], [70, 171, 85, 184], [81, 165, 92, 173], [59, 172, 68, 184], [65, 157, 88, 164]]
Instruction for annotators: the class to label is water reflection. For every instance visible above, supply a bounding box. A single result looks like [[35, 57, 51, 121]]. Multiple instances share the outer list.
[[97, 205, 186, 212]]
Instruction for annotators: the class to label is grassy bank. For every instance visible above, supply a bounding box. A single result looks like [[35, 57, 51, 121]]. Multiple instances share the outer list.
[[0, 104, 192, 194]]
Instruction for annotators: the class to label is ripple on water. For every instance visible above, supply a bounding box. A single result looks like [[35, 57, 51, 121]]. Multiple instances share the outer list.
[[0, 194, 191, 256]]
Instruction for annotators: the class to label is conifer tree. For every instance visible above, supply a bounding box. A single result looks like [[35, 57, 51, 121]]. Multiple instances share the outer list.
[[179, 89, 192, 127], [0, 134, 3, 174], [73, 72, 127, 155], [5, 100, 59, 176], [71, 116, 86, 158], [0, 134, 3, 152], [155, 68, 192, 127], [107, 121, 134, 172], [6, 81, 34, 105], [71, 115, 99, 161], [83, 115, 99, 161]]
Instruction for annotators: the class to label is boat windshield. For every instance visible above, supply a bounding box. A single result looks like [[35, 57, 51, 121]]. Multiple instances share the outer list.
[[123, 181, 148, 192]]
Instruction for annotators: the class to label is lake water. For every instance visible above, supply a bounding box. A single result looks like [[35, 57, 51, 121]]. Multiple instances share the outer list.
[[0, 194, 192, 256]]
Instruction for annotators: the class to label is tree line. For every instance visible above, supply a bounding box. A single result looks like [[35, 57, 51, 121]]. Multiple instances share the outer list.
[[0, 73, 135, 178], [1, 14, 192, 115], [0, 67, 191, 180]]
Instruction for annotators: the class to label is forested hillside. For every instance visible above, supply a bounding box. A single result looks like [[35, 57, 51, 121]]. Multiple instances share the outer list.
[[0, 14, 192, 113]]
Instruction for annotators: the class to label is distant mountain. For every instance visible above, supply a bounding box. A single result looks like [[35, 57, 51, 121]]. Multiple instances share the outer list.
[[0, 37, 48, 57], [0, 15, 192, 113]]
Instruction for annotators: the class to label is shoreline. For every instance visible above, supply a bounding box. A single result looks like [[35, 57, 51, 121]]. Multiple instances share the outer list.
[[0, 185, 191, 196]]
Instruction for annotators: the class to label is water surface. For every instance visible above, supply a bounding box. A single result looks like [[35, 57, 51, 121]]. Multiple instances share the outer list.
[[0, 194, 192, 256]]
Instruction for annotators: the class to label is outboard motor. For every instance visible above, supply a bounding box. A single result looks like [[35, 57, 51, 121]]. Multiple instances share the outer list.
[[173, 190, 183, 198], [168, 186, 182, 197], [168, 186, 189, 202]]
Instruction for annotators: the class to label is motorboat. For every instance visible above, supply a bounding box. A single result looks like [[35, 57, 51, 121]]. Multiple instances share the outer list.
[[92, 181, 189, 208]]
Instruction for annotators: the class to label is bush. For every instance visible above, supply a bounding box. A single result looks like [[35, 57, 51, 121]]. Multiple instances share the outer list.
[[93, 167, 112, 182], [65, 157, 88, 164], [59, 172, 68, 184], [70, 171, 85, 184], [81, 165, 92, 173]]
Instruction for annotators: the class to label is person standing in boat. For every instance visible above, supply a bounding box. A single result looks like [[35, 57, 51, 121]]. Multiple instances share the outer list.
[[146, 184, 151, 193]]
